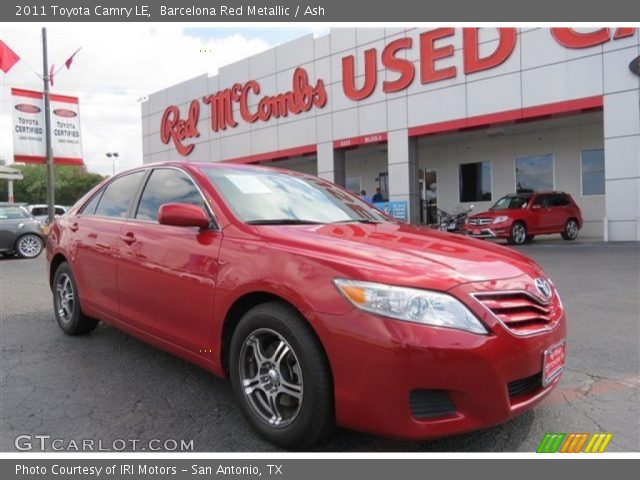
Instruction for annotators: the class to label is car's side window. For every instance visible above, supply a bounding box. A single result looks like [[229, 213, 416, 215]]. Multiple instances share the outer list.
[[94, 171, 145, 218], [135, 168, 206, 222], [551, 194, 570, 207], [81, 191, 104, 215], [532, 195, 548, 208]]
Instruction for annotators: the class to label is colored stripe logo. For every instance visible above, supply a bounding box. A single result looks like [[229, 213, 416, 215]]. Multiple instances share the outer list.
[[537, 433, 613, 453]]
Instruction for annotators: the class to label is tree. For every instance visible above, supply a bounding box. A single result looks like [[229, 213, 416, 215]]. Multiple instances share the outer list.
[[0, 164, 106, 205]]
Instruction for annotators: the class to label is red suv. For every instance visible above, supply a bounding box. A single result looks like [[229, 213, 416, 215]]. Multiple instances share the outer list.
[[466, 192, 583, 245], [46, 163, 566, 448]]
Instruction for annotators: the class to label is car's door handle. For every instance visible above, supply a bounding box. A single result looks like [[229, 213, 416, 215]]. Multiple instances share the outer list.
[[69, 222, 79, 232], [120, 233, 136, 245]]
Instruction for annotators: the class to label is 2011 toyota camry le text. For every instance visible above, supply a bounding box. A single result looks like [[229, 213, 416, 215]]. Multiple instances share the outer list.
[[46, 162, 567, 449]]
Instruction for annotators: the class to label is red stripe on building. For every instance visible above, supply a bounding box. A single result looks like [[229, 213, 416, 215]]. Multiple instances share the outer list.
[[333, 132, 388, 149], [225, 144, 317, 165], [408, 95, 603, 137]]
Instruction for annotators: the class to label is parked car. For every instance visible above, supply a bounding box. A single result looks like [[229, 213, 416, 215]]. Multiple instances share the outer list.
[[46, 163, 566, 448], [26, 204, 67, 228], [0, 203, 45, 258], [465, 192, 583, 245]]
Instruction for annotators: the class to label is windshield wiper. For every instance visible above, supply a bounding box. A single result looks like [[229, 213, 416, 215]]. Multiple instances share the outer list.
[[331, 219, 382, 224], [246, 219, 324, 225]]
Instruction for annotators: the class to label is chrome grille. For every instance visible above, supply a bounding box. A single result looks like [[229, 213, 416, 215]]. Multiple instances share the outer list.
[[469, 218, 492, 226], [473, 291, 558, 335]]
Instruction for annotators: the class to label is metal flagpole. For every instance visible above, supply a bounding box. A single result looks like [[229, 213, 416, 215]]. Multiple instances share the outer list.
[[42, 27, 55, 225]]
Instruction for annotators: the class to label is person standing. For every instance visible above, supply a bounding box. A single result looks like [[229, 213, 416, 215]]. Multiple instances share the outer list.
[[372, 187, 384, 203], [359, 190, 372, 204]]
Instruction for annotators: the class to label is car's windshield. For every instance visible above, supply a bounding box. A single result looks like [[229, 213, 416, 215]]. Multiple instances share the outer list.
[[202, 166, 389, 224], [491, 195, 531, 211], [0, 206, 30, 219]]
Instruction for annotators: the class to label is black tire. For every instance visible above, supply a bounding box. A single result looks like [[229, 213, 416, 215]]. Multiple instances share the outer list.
[[52, 262, 98, 335], [229, 301, 334, 449], [15, 234, 43, 259], [507, 222, 527, 245], [561, 218, 579, 241]]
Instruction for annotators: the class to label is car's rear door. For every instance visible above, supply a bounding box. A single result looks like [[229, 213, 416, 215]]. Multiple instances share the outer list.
[[117, 167, 222, 356], [548, 194, 571, 230], [69, 171, 146, 321]]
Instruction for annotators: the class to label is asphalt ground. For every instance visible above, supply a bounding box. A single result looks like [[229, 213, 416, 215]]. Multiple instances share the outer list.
[[1, 240, 638, 452]]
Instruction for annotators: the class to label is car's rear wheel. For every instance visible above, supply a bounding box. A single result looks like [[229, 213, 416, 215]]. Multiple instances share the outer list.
[[53, 262, 98, 335], [229, 301, 333, 449], [15, 234, 43, 258], [507, 222, 527, 245], [561, 219, 579, 241]]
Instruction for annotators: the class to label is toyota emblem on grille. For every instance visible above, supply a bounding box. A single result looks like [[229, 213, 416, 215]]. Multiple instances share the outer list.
[[535, 277, 552, 299]]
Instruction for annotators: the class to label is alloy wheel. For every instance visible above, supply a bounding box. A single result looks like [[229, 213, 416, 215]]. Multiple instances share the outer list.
[[17, 235, 42, 258], [566, 220, 578, 239], [512, 224, 526, 244], [55, 273, 75, 324], [239, 328, 304, 428]]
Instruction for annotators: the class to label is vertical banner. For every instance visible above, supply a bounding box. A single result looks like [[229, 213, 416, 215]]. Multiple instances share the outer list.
[[11, 87, 83, 165]]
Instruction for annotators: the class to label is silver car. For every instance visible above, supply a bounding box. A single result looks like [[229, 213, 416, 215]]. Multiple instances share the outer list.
[[0, 204, 45, 258]]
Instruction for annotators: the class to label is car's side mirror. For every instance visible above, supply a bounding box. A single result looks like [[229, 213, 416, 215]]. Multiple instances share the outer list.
[[158, 203, 210, 228]]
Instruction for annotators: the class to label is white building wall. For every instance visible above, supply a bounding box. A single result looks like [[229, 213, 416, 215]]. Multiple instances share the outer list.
[[141, 27, 640, 240]]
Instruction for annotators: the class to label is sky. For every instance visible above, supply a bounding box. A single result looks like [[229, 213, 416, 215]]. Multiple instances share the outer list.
[[0, 25, 328, 175]]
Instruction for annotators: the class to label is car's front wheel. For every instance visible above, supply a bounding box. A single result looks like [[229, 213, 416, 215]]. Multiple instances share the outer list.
[[229, 301, 334, 449], [561, 219, 579, 241], [15, 234, 43, 258], [507, 222, 527, 245], [53, 262, 98, 335]]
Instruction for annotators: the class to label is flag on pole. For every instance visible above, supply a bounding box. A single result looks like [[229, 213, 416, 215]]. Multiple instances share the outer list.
[[0, 40, 20, 73], [49, 64, 55, 86], [64, 48, 81, 69]]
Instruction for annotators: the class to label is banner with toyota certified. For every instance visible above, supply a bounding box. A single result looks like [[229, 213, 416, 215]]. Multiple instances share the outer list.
[[11, 87, 83, 165]]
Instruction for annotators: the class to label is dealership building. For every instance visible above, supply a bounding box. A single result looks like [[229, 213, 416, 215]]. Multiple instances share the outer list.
[[142, 27, 640, 241]]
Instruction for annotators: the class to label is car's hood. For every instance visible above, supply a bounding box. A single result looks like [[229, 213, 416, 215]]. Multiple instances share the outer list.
[[255, 222, 544, 291]]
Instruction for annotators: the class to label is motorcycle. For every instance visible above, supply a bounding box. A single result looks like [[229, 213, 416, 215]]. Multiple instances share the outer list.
[[438, 205, 474, 233]]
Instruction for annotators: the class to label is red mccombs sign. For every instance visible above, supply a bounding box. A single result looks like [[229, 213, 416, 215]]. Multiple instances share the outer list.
[[161, 68, 326, 156], [161, 27, 636, 156]]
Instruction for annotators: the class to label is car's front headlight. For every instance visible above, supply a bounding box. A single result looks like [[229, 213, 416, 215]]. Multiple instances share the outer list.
[[333, 279, 488, 334], [493, 215, 509, 224]]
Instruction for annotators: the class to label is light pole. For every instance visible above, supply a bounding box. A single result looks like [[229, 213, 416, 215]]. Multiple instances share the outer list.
[[106, 152, 119, 176]]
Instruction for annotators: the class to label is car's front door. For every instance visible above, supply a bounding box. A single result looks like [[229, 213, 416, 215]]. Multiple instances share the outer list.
[[69, 171, 146, 320], [530, 194, 554, 232], [117, 167, 222, 356]]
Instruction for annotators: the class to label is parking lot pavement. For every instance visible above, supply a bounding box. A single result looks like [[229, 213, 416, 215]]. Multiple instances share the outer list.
[[1, 241, 639, 452]]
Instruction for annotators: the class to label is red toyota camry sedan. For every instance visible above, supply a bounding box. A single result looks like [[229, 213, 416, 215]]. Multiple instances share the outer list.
[[46, 162, 566, 448]]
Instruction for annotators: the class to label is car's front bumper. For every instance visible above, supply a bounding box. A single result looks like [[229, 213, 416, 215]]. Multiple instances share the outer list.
[[310, 282, 566, 440], [466, 224, 510, 239]]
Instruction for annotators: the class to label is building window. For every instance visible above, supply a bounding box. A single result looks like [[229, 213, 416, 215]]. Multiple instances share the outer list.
[[582, 149, 605, 196], [515, 154, 553, 192], [345, 176, 361, 194], [459, 162, 492, 202]]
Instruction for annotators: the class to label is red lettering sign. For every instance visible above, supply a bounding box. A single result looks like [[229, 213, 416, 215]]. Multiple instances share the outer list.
[[420, 28, 456, 84], [342, 48, 377, 100], [463, 28, 516, 74], [551, 28, 636, 48], [160, 100, 200, 156], [161, 67, 326, 155], [382, 38, 415, 93]]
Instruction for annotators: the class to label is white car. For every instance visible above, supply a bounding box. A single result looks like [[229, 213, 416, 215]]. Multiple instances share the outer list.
[[26, 204, 67, 227]]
